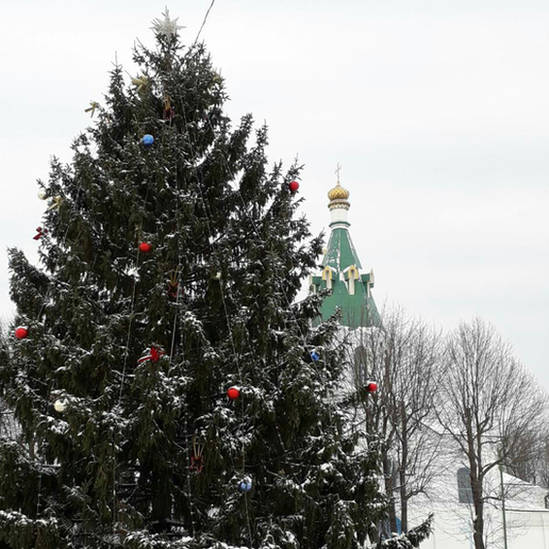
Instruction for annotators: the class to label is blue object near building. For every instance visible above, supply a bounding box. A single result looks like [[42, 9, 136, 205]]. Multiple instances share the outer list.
[[310, 350, 320, 361]]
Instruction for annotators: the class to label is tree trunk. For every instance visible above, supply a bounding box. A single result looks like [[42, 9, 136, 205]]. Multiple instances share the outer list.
[[399, 467, 407, 533], [383, 454, 398, 534], [399, 400, 408, 533], [464, 406, 485, 549], [471, 473, 485, 549]]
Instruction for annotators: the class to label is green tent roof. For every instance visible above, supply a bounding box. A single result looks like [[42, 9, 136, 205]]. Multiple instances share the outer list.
[[311, 226, 380, 328]]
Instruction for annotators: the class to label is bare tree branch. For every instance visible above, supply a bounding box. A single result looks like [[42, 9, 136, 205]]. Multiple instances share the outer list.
[[435, 317, 546, 549]]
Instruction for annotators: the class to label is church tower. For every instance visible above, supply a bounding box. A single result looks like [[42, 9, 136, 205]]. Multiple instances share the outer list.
[[309, 174, 381, 328]]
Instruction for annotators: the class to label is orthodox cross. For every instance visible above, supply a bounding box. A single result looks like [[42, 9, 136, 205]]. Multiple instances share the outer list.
[[335, 163, 342, 183]]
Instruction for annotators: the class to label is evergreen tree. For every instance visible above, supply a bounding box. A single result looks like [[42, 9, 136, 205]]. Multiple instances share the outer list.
[[381, 514, 433, 549], [0, 12, 385, 549]]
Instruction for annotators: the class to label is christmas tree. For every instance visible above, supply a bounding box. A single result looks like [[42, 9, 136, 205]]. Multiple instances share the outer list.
[[0, 11, 385, 549]]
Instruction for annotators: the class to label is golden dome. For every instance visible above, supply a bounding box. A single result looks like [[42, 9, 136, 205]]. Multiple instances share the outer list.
[[327, 181, 350, 201]]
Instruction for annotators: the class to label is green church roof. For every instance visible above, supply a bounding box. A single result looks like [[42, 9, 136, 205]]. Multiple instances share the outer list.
[[310, 180, 380, 328], [323, 227, 362, 272]]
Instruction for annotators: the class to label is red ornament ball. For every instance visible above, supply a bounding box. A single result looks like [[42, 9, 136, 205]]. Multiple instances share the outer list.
[[139, 242, 153, 253], [15, 327, 28, 340], [227, 386, 241, 400], [289, 181, 300, 193], [366, 381, 378, 393]]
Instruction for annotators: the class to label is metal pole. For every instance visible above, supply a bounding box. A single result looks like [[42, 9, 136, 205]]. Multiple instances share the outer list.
[[500, 453, 509, 549]]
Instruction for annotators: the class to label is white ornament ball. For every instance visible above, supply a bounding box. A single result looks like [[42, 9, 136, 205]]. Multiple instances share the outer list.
[[37, 190, 48, 200], [54, 399, 66, 412]]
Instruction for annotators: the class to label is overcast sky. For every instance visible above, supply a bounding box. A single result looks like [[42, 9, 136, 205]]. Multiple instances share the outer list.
[[1, 0, 548, 388]]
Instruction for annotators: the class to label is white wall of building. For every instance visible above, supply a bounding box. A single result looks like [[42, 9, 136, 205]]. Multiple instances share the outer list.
[[407, 447, 549, 549]]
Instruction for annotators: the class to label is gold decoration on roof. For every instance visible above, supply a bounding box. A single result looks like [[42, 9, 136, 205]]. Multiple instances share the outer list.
[[327, 180, 350, 201]]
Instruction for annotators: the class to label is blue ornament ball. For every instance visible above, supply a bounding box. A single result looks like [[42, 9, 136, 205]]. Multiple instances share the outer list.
[[239, 480, 252, 492], [310, 350, 320, 362], [142, 134, 155, 147]]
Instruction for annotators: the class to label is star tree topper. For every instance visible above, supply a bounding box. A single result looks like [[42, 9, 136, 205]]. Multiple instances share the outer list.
[[151, 7, 185, 38]]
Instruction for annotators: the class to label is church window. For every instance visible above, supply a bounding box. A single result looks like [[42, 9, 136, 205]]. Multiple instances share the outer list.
[[457, 467, 473, 504]]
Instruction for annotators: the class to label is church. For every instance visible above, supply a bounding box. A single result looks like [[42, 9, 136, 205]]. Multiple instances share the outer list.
[[310, 174, 549, 549], [309, 176, 380, 329]]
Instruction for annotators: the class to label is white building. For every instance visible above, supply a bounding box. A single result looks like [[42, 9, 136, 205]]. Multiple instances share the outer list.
[[312, 176, 549, 548], [408, 438, 549, 549]]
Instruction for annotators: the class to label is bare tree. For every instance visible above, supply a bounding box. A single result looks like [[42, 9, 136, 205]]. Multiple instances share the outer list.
[[390, 317, 442, 532], [502, 426, 540, 483], [435, 317, 546, 549], [535, 437, 549, 491], [345, 306, 443, 536]]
